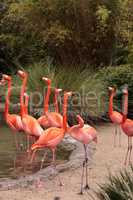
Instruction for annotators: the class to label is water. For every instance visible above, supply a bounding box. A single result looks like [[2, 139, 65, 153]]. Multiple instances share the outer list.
[[0, 126, 71, 179]]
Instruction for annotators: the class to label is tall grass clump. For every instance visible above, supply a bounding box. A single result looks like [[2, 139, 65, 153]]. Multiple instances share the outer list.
[[96, 166, 133, 200], [11, 62, 105, 122]]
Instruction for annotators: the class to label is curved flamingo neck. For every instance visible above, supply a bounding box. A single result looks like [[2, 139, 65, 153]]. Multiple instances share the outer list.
[[4, 79, 11, 119], [54, 91, 59, 113], [77, 117, 84, 128], [109, 91, 114, 115], [44, 83, 51, 114], [20, 74, 28, 116], [122, 94, 128, 123]]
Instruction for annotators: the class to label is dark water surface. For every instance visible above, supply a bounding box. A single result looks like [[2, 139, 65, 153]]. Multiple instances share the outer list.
[[0, 126, 70, 179]]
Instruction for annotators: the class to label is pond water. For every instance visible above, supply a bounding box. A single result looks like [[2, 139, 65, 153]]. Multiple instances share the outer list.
[[0, 126, 71, 179]]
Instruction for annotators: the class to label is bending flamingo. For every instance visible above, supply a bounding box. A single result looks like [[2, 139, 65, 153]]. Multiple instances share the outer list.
[[17, 70, 43, 142], [38, 78, 64, 128], [2, 74, 23, 149], [108, 87, 123, 147], [30, 91, 72, 185], [121, 87, 133, 165], [67, 115, 97, 194]]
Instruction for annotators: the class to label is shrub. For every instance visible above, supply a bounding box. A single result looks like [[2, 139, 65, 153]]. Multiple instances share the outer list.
[[96, 166, 133, 200]]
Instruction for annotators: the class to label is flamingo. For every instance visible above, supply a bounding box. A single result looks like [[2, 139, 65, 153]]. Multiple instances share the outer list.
[[2, 74, 23, 149], [108, 87, 123, 147], [17, 70, 43, 143], [38, 78, 64, 128], [121, 87, 133, 165], [67, 115, 97, 194], [30, 91, 72, 185]]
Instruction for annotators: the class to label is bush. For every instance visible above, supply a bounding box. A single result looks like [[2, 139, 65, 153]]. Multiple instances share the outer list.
[[96, 166, 133, 200], [99, 64, 133, 118]]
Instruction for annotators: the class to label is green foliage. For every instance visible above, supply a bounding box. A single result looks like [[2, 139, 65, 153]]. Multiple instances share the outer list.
[[0, 0, 123, 71], [96, 166, 133, 200], [99, 64, 133, 117]]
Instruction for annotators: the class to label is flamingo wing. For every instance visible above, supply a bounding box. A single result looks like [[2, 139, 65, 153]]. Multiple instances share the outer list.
[[45, 112, 63, 127], [6, 114, 22, 131]]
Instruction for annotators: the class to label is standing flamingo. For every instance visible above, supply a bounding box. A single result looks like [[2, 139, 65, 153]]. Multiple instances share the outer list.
[[30, 91, 72, 185], [67, 115, 97, 194], [2, 74, 23, 149], [121, 88, 133, 165], [108, 87, 123, 147], [17, 70, 43, 142], [38, 78, 64, 128]]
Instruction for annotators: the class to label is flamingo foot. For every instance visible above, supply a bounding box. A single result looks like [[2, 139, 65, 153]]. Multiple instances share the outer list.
[[78, 190, 84, 195], [84, 184, 90, 190]]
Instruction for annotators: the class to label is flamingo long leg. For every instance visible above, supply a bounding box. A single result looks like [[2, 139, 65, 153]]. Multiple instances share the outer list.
[[30, 149, 38, 163], [27, 135, 30, 152], [128, 137, 132, 165], [118, 125, 122, 147], [14, 133, 19, 150], [124, 137, 130, 165], [52, 149, 63, 186], [84, 144, 90, 190], [40, 151, 47, 170], [114, 125, 117, 147], [79, 159, 85, 195]]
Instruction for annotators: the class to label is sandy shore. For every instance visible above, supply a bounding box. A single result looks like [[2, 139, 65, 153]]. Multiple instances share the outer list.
[[0, 124, 129, 200]]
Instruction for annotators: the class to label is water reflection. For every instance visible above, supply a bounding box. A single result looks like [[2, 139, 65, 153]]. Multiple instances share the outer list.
[[0, 126, 70, 179]]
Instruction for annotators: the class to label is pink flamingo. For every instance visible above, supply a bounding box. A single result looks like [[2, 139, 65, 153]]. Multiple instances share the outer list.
[[2, 74, 23, 149], [108, 87, 123, 147], [38, 78, 64, 128], [121, 87, 133, 165], [17, 70, 43, 143], [67, 115, 97, 194], [30, 91, 72, 185]]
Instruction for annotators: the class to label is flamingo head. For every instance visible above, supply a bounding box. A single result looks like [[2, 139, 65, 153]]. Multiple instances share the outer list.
[[108, 87, 116, 94], [42, 77, 51, 85], [24, 92, 29, 101], [55, 88, 62, 94], [2, 74, 11, 81], [64, 91, 72, 98], [76, 115, 84, 126], [17, 70, 27, 79], [122, 88, 128, 96], [108, 87, 116, 93]]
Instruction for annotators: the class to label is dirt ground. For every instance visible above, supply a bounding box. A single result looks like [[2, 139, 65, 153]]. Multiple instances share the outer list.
[[0, 124, 129, 200]]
